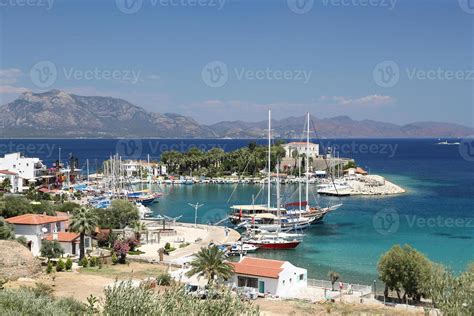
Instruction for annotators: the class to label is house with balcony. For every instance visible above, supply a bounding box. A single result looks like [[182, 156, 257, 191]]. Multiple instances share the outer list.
[[0, 153, 47, 191]]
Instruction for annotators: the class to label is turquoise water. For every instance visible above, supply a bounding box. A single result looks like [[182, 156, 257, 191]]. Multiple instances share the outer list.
[[1, 138, 472, 283], [145, 140, 474, 284]]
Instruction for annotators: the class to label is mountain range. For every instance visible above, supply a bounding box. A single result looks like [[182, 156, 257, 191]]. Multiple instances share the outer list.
[[0, 90, 472, 139]]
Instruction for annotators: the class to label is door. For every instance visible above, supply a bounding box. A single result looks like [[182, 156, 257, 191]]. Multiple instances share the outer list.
[[258, 281, 265, 293]]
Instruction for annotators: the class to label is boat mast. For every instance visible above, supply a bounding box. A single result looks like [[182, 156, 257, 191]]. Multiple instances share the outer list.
[[276, 161, 280, 237], [267, 109, 271, 209], [306, 112, 310, 210]]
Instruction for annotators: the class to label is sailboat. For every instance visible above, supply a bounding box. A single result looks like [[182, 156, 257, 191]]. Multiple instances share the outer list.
[[243, 110, 302, 250], [284, 112, 342, 223]]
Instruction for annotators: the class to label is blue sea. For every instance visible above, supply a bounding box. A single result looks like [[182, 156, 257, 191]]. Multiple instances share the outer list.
[[1, 138, 473, 284]]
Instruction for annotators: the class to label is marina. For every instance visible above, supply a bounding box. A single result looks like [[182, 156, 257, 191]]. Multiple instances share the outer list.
[[1, 136, 471, 284]]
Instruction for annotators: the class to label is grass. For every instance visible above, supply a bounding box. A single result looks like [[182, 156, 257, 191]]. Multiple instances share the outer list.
[[128, 250, 145, 255], [79, 262, 164, 279]]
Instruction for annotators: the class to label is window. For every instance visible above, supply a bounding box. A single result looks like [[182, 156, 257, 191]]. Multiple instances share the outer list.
[[299, 274, 304, 281], [237, 276, 258, 288]]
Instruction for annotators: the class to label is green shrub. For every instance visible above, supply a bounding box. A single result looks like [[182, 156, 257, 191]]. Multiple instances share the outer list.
[[16, 236, 28, 247], [156, 272, 172, 286], [102, 281, 259, 315], [31, 282, 54, 297], [40, 240, 64, 259], [179, 242, 190, 248], [56, 258, 65, 272], [46, 261, 53, 274], [89, 256, 97, 267], [111, 253, 118, 265], [79, 257, 88, 267], [65, 258, 73, 271], [0, 287, 85, 315], [165, 242, 171, 250]]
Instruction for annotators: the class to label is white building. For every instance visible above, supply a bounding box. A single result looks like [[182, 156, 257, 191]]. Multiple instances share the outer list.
[[0, 169, 22, 192], [122, 160, 166, 177], [6, 214, 68, 256], [0, 153, 46, 190], [230, 257, 307, 298], [5, 213, 91, 257], [283, 142, 319, 159]]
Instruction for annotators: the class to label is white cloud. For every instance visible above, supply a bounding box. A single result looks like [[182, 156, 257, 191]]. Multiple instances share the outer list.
[[319, 95, 395, 106], [0, 68, 22, 85], [0, 85, 29, 94]]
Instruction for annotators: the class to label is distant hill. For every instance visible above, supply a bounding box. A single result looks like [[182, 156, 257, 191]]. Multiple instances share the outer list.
[[209, 116, 474, 138], [0, 90, 216, 138], [0, 90, 472, 138]]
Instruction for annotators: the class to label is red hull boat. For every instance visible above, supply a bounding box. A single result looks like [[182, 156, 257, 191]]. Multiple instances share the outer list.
[[245, 239, 301, 249]]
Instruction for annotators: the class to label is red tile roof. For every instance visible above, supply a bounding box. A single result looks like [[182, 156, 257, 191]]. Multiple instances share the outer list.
[[5, 214, 68, 225], [44, 232, 80, 242], [231, 257, 285, 279], [0, 170, 17, 175]]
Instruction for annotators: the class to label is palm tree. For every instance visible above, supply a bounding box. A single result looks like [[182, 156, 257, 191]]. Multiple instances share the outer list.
[[132, 221, 147, 242], [185, 245, 234, 285], [69, 207, 98, 260]]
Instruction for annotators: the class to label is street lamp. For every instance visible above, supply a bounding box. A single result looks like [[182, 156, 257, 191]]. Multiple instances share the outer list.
[[188, 202, 204, 227]]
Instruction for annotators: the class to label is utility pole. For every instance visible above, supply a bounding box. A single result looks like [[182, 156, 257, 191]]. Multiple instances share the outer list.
[[188, 202, 204, 227]]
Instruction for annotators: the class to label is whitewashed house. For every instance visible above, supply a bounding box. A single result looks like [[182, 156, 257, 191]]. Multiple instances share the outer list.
[[0, 169, 22, 192], [283, 142, 319, 159], [230, 257, 307, 298], [0, 153, 46, 191], [3, 213, 92, 257]]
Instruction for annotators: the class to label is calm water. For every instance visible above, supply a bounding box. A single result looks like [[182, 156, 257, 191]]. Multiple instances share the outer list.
[[1, 138, 473, 283]]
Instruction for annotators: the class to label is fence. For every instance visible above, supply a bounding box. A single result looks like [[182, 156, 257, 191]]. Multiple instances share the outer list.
[[307, 279, 372, 297]]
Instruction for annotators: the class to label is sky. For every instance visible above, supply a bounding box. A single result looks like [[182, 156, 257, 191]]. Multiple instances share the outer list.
[[0, 0, 472, 126]]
